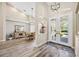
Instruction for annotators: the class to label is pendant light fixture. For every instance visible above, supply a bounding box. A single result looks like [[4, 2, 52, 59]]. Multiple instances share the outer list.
[[51, 2, 60, 11]]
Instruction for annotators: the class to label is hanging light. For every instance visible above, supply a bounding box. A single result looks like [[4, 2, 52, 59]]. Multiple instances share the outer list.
[[51, 2, 60, 11]]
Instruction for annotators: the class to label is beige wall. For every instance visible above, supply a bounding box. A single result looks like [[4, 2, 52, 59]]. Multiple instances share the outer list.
[[0, 3, 3, 41], [76, 14, 79, 34], [73, 3, 79, 48], [74, 11, 79, 56], [72, 13, 77, 48]]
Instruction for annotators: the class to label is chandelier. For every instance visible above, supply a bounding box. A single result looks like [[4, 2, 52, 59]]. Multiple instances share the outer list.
[[51, 2, 60, 11]]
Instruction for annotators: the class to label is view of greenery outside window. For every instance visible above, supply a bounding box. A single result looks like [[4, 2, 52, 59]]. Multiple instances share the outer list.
[[60, 16, 68, 43]]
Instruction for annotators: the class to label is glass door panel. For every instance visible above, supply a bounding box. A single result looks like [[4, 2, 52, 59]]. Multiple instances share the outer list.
[[60, 16, 69, 43], [51, 19, 56, 41]]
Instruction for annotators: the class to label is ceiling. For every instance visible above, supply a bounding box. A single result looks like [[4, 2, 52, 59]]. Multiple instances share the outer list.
[[9, 2, 36, 17], [47, 2, 77, 12], [8, 2, 78, 17]]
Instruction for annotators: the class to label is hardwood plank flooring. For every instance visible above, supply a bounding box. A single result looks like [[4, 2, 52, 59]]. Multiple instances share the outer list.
[[0, 39, 75, 57]]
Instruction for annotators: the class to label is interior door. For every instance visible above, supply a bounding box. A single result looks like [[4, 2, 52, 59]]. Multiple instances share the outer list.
[[49, 13, 73, 47]]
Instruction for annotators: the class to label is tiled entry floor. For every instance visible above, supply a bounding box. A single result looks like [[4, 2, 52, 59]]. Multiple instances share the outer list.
[[0, 39, 75, 57], [46, 42, 75, 57]]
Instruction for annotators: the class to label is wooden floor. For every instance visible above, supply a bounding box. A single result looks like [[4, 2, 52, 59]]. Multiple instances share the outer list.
[[0, 39, 75, 57]]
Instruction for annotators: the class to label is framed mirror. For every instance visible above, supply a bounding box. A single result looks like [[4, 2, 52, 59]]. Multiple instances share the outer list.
[[15, 25, 24, 32]]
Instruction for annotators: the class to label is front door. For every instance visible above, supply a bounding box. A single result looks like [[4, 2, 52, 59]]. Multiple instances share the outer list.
[[49, 13, 73, 47]]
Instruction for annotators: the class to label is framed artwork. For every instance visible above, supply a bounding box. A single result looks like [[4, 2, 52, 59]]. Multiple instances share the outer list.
[[38, 22, 46, 33]]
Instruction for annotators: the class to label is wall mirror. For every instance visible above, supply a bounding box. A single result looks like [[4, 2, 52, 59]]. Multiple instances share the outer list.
[[15, 25, 24, 32]]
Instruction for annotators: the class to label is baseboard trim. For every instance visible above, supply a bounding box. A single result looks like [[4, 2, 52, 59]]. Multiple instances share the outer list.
[[0, 40, 6, 42]]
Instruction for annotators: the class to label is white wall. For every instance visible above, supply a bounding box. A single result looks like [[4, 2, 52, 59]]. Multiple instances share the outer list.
[[6, 20, 30, 35], [35, 3, 48, 47], [0, 3, 6, 42], [30, 23, 35, 32]]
